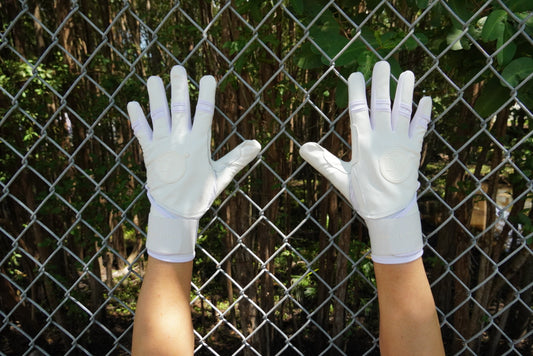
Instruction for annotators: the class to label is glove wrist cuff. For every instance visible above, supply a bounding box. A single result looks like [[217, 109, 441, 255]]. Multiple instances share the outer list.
[[146, 208, 199, 263], [365, 202, 423, 264]]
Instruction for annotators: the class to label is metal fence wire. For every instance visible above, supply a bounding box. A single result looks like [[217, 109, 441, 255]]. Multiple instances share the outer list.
[[1, 0, 532, 355]]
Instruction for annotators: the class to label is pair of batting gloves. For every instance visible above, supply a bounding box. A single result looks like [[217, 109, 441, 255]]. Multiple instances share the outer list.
[[127, 61, 431, 265]]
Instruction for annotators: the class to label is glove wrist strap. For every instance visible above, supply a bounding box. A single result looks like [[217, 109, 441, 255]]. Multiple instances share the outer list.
[[146, 207, 198, 263], [365, 199, 423, 264]]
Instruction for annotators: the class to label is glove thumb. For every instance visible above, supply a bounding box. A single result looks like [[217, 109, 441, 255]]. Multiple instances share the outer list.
[[299, 142, 351, 202], [213, 140, 261, 196]]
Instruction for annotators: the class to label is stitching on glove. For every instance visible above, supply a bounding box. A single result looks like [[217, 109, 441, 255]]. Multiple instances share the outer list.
[[171, 102, 187, 113], [417, 113, 431, 126], [147, 191, 174, 218], [374, 98, 391, 112], [399, 102, 412, 118], [387, 192, 417, 219], [151, 107, 167, 120], [349, 175, 365, 213], [131, 120, 147, 136], [197, 100, 214, 114], [349, 100, 368, 113], [147, 191, 200, 220]]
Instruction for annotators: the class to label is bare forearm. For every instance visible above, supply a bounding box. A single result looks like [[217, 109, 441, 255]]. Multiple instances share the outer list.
[[374, 258, 444, 356], [132, 257, 194, 355]]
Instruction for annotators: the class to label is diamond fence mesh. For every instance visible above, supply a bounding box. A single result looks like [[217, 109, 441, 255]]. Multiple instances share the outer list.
[[1, 0, 532, 355]]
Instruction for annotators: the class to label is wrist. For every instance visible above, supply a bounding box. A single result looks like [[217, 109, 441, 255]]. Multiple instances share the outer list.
[[365, 198, 423, 264], [146, 207, 199, 263]]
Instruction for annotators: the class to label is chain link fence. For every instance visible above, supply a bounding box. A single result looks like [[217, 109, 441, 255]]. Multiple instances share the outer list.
[[1, 0, 532, 355]]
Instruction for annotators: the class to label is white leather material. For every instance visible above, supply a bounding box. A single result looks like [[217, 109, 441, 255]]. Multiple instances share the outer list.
[[128, 65, 261, 261], [300, 61, 431, 263], [365, 196, 423, 261], [147, 207, 198, 263]]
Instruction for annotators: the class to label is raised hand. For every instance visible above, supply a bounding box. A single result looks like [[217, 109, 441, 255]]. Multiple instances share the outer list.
[[300, 61, 431, 264], [127, 65, 261, 262]]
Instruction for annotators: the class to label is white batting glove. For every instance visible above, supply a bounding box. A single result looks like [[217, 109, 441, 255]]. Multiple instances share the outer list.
[[300, 61, 431, 264], [127, 65, 261, 263]]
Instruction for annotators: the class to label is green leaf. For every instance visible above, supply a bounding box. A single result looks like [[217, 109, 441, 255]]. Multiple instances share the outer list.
[[318, 36, 349, 65], [416, 32, 428, 44], [403, 33, 428, 51], [378, 31, 400, 49], [517, 80, 533, 110], [474, 77, 509, 117], [356, 51, 377, 78], [516, 12, 533, 29], [403, 36, 418, 51], [308, 17, 350, 65], [517, 211, 533, 228], [295, 42, 323, 69], [447, 28, 465, 50], [502, 57, 533, 86], [504, 0, 533, 12], [481, 10, 507, 42], [471, 16, 487, 39], [448, 0, 475, 23], [336, 41, 366, 67], [290, 0, 305, 15], [416, 0, 429, 9], [496, 36, 516, 66]]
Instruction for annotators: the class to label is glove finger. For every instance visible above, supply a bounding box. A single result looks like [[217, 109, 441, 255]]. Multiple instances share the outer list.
[[348, 72, 371, 144], [392, 70, 414, 136], [170, 65, 192, 139], [192, 75, 216, 136], [147, 76, 171, 141], [213, 140, 261, 196], [371, 61, 392, 132], [127, 101, 152, 149], [410, 96, 432, 148], [299, 142, 351, 201]]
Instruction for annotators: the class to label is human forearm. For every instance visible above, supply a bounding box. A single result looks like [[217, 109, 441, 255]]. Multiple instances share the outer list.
[[132, 257, 194, 355], [374, 258, 444, 356]]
